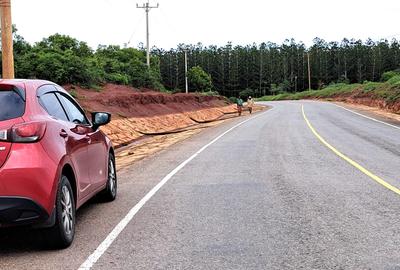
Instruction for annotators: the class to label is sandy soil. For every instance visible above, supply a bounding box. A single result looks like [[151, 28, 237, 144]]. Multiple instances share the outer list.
[[115, 106, 265, 170], [115, 121, 221, 170], [100, 105, 243, 147]]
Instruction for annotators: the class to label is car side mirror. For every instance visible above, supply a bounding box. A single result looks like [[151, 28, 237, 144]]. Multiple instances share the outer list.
[[91, 112, 111, 131]]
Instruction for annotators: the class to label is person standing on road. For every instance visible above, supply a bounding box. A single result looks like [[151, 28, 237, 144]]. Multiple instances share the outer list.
[[247, 96, 254, 114], [236, 96, 244, 116]]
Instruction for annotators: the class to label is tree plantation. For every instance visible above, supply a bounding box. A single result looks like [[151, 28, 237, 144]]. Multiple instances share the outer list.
[[156, 38, 400, 97], [5, 28, 400, 98]]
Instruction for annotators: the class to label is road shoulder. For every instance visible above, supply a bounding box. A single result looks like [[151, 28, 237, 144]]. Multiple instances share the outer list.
[[334, 101, 400, 127]]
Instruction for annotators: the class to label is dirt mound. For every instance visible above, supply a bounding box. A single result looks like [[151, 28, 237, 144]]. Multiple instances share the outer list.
[[65, 84, 239, 147], [65, 84, 229, 118], [100, 105, 241, 147], [327, 90, 400, 114]]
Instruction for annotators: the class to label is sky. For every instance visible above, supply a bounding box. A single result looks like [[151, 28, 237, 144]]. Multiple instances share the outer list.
[[12, 0, 400, 50]]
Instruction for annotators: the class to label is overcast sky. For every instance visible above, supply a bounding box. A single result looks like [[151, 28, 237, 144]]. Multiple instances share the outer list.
[[12, 0, 400, 50]]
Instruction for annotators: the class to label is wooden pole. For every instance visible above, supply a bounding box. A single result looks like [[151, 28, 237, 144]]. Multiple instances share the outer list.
[[0, 0, 14, 79], [307, 52, 311, 91], [136, 1, 159, 68], [184, 50, 188, 94]]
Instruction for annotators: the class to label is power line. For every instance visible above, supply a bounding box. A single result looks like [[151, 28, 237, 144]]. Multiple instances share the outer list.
[[126, 12, 146, 47], [157, 6, 180, 42], [136, 0, 159, 68]]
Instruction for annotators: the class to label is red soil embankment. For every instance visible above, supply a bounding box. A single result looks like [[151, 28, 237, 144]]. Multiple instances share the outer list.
[[65, 84, 237, 147], [325, 90, 400, 114]]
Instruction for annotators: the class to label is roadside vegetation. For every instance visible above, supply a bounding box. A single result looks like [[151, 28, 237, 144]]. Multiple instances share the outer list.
[[157, 39, 400, 98], [257, 71, 400, 104], [5, 27, 400, 99], [187, 66, 213, 92], [8, 28, 164, 90]]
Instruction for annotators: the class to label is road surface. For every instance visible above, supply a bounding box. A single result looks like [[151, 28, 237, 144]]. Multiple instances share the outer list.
[[1, 101, 400, 269]]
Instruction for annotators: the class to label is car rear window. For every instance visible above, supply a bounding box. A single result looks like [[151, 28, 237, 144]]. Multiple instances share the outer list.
[[0, 86, 25, 121]]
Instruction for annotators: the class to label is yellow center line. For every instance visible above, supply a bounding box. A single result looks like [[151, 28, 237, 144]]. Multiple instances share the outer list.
[[302, 104, 400, 196]]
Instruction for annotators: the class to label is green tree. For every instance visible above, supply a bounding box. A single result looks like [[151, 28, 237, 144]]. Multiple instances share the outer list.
[[11, 30, 164, 89], [239, 88, 254, 99], [157, 38, 400, 96], [188, 66, 213, 91]]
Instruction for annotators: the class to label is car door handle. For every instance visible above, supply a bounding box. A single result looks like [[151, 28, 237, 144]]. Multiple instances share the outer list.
[[60, 130, 68, 138]]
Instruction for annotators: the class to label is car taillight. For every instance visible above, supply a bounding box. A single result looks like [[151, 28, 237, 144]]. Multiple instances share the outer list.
[[10, 122, 47, 143]]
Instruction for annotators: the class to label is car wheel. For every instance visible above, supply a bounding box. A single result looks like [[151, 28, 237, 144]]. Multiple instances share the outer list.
[[99, 153, 117, 202], [44, 175, 75, 249]]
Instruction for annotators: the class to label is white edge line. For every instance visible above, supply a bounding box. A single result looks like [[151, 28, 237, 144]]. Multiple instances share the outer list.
[[333, 103, 400, 131], [78, 109, 273, 270]]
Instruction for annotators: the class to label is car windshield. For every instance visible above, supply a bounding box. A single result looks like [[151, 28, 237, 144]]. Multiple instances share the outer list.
[[0, 86, 25, 121]]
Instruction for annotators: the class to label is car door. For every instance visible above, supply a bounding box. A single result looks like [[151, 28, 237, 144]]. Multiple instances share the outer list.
[[39, 89, 93, 199], [86, 128, 108, 191], [55, 92, 108, 192]]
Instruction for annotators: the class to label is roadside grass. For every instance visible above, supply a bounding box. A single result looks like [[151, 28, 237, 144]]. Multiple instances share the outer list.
[[257, 80, 400, 103], [69, 89, 78, 98]]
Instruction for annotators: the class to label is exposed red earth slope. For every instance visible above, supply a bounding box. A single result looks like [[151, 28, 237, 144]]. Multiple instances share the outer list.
[[328, 90, 400, 114], [64, 84, 238, 147]]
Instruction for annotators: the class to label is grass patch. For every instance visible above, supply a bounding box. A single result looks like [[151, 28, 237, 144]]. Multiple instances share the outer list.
[[90, 84, 103, 92], [363, 81, 381, 92], [387, 75, 400, 86], [198, 91, 220, 96], [256, 81, 400, 103], [69, 89, 78, 98]]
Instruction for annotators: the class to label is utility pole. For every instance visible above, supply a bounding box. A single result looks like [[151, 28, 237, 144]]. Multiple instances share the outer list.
[[0, 0, 14, 79], [184, 49, 188, 94], [136, 0, 159, 68], [307, 52, 311, 91]]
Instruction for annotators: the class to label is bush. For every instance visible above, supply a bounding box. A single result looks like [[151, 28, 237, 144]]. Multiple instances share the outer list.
[[13, 33, 164, 90], [381, 71, 400, 82], [171, 88, 182, 94], [239, 88, 254, 99], [105, 73, 129, 85], [258, 82, 362, 101], [229, 97, 237, 103], [363, 81, 380, 92], [188, 66, 213, 92], [201, 91, 219, 96], [270, 80, 292, 94], [337, 75, 350, 84], [387, 75, 400, 86]]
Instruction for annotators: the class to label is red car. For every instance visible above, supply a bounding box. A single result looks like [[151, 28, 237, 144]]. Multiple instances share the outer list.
[[0, 79, 117, 248]]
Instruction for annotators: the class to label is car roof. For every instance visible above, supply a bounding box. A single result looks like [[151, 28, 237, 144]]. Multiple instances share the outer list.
[[0, 79, 57, 90]]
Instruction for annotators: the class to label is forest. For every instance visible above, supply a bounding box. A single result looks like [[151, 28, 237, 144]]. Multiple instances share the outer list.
[[4, 27, 400, 99], [156, 38, 400, 97]]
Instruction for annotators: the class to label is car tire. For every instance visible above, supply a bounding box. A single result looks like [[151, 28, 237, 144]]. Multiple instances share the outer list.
[[44, 175, 75, 249], [99, 153, 117, 202]]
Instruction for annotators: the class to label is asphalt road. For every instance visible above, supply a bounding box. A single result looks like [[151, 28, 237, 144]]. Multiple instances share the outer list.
[[1, 101, 400, 270]]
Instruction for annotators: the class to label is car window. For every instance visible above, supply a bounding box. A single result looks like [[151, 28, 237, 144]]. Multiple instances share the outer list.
[[56, 93, 89, 125], [0, 87, 25, 121], [39, 93, 69, 121]]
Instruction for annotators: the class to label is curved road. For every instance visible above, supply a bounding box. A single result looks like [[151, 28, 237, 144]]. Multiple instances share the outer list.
[[1, 101, 400, 269]]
